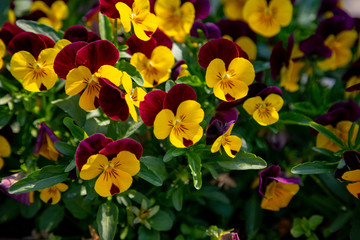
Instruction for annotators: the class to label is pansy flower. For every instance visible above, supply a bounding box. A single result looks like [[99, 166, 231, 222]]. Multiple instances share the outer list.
[[184, 0, 210, 20], [221, 0, 247, 20], [116, 0, 158, 41], [270, 35, 305, 92], [216, 19, 257, 61], [76, 133, 143, 197], [190, 21, 221, 40], [54, 40, 121, 111], [243, 0, 293, 38], [313, 99, 360, 152], [206, 108, 242, 158], [0, 135, 11, 170], [155, 0, 195, 42], [63, 25, 101, 43], [33, 122, 61, 161], [39, 183, 68, 204], [336, 150, 360, 199], [130, 45, 175, 88], [200, 39, 254, 102], [342, 58, 360, 98], [259, 165, 300, 211], [243, 86, 283, 126], [153, 84, 204, 148], [0, 173, 33, 206], [171, 60, 190, 81], [9, 32, 63, 92]]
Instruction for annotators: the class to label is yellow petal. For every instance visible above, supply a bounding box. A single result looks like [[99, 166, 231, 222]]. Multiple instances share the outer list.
[[112, 151, 140, 176], [206, 58, 226, 88], [125, 94, 139, 122], [264, 94, 284, 111], [79, 81, 101, 111], [95, 168, 133, 197], [269, 0, 293, 27], [342, 169, 360, 182], [55, 183, 69, 192], [223, 135, 242, 158], [213, 78, 249, 101], [227, 57, 255, 86], [80, 154, 108, 180], [248, 12, 281, 37], [96, 65, 123, 86], [51, 0, 69, 20], [132, 87, 147, 107], [211, 135, 223, 153], [169, 122, 203, 148], [0, 39, 5, 58], [122, 72, 133, 94], [30, 1, 50, 14], [235, 36, 257, 61], [253, 106, 279, 126], [243, 96, 263, 115], [243, 0, 267, 21], [133, 0, 150, 13], [54, 39, 72, 51], [0, 135, 11, 157], [0, 157, 3, 170], [346, 182, 360, 199], [261, 181, 299, 211], [175, 100, 204, 124], [116, 2, 132, 32], [336, 30, 357, 48], [180, 2, 195, 33], [37, 133, 59, 161], [10, 51, 36, 80], [224, 0, 246, 20], [65, 66, 91, 95], [130, 52, 149, 73], [154, 109, 175, 139], [151, 46, 175, 70], [40, 187, 61, 204], [23, 67, 58, 92]]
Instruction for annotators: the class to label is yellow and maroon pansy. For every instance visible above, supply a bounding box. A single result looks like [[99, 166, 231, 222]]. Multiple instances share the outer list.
[[40, 183, 68, 204], [76, 133, 143, 197], [153, 84, 204, 148], [336, 151, 360, 199], [259, 165, 300, 211], [54, 40, 121, 111], [139, 90, 167, 126], [9, 32, 60, 92], [33, 122, 61, 161], [243, 0, 293, 38]]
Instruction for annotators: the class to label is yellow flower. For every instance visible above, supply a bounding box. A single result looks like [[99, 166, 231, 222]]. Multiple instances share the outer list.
[[130, 46, 175, 88], [0, 135, 11, 170], [280, 60, 305, 92], [80, 152, 140, 197], [206, 57, 255, 101], [30, 0, 69, 30], [211, 122, 242, 158], [154, 100, 204, 148], [316, 121, 359, 152], [317, 30, 358, 71], [243, 94, 284, 126], [155, 0, 195, 42], [40, 183, 68, 204], [243, 0, 293, 37], [116, 0, 158, 41], [261, 180, 299, 211], [222, 0, 247, 20], [0, 39, 6, 69]]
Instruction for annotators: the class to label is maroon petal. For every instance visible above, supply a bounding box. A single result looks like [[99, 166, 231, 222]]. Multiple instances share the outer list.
[[126, 34, 157, 58], [33, 123, 60, 154], [212, 107, 239, 124], [0, 21, 24, 46], [270, 39, 286, 80], [343, 150, 360, 170], [346, 83, 360, 92], [259, 165, 281, 196], [139, 90, 167, 126], [7, 32, 47, 59], [190, 21, 209, 38], [0, 173, 30, 206], [152, 29, 173, 50], [100, 0, 134, 18], [98, 78, 129, 121], [299, 34, 332, 58], [206, 119, 236, 145], [75, 40, 119, 73], [87, 32, 101, 42], [285, 34, 294, 66], [163, 83, 197, 114], [38, 34, 55, 48], [198, 38, 248, 69], [64, 25, 91, 42], [216, 19, 257, 43], [204, 22, 221, 39], [99, 138, 143, 160], [54, 41, 88, 79], [342, 58, 360, 81], [192, 0, 210, 20], [75, 133, 113, 171], [171, 60, 186, 80]]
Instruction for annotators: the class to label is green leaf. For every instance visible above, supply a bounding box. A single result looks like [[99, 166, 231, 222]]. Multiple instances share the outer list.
[[39, 205, 65, 232], [165, 80, 175, 92], [123, 119, 143, 138], [117, 60, 144, 86], [0, 0, 10, 27], [291, 161, 338, 175], [186, 152, 202, 190], [309, 215, 324, 230], [64, 159, 76, 172], [217, 151, 267, 170], [172, 187, 183, 211], [138, 225, 160, 240], [52, 95, 86, 126], [0, 198, 20, 223], [278, 111, 312, 126], [97, 201, 119, 240], [20, 196, 41, 219], [148, 210, 173, 231], [9, 165, 68, 194], [141, 156, 167, 180], [176, 75, 203, 87], [291, 218, 304, 238], [163, 147, 186, 162], [292, 102, 318, 116], [54, 141, 77, 156], [137, 162, 163, 186], [16, 20, 63, 42], [98, 13, 113, 41], [245, 194, 261, 239], [63, 117, 88, 140], [0, 106, 12, 127], [309, 121, 344, 148], [312, 147, 336, 159], [63, 186, 92, 219], [253, 61, 270, 73]]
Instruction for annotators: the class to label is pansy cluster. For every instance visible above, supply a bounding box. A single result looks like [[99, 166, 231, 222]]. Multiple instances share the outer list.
[[0, 0, 360, 239]]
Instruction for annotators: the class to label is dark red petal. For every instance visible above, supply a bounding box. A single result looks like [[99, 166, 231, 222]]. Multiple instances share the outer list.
[[64, 25, 90, 42], [126, 34, 157, 58], [152, 29, 173, 50], [139, 90, 166, 126], [98, 78, 129, 121], [0, 21, 24, 46], [99, 0, 134, 18], [270, 40, 286, 80], [75, 40, 119, 73], [258, 165, 281, 197], [346, 83, 360, 92], [198, 38, 248, 69], [164, 83, 197, 114], [216, 19, 257, 43], [192, 0, 210, 20], [7, 32, 47, 59], [87, 32, 101, 42], [75, 133, 113, 171], [54, 41, 88, 79], [183, 138, 193, 147], [110, 183, 120, 195], [100, 138, 143, 160], [38, 34, 55, 48], [285, 34, 294, 66]]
